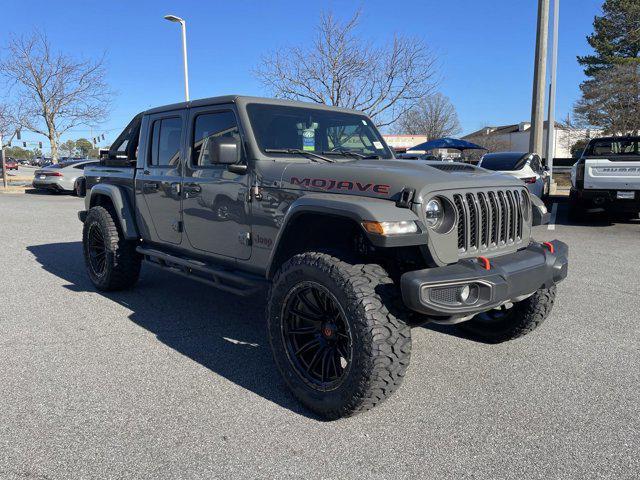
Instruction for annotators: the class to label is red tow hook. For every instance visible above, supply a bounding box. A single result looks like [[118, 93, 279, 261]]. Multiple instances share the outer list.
[[542, 242, 555, 254], [477, 256, 491, 270]]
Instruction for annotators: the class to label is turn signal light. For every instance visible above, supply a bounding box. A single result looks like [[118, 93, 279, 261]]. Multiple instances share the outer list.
[[362, 220, 418, 235]]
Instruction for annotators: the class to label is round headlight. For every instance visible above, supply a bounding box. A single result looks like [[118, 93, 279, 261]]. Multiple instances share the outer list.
[[425, 198, 444, 228]]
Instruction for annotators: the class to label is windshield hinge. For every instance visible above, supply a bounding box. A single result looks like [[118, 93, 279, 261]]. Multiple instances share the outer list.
[[396, 188, 416, 208]]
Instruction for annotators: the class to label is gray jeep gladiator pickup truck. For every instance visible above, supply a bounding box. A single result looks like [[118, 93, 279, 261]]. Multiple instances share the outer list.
[[79, 96, 568, 419]]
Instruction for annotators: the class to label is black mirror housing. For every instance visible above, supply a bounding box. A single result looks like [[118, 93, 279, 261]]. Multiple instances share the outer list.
[[206, 136, 241, 165]]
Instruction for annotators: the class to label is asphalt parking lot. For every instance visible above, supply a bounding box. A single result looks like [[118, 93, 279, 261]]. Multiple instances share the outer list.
[[0, 193, 638, 479]]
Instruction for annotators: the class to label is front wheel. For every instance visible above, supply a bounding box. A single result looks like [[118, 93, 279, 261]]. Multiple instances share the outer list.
[[267, 253, 412, 419], [457, 286, 556, 343]]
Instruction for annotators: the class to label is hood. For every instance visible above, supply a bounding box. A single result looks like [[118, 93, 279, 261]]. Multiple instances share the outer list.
[[275, 159, 523, 203]]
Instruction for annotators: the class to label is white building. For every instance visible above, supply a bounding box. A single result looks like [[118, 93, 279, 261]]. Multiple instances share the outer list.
[[462, 121, 602, 158], [382, 135, 428, 152]]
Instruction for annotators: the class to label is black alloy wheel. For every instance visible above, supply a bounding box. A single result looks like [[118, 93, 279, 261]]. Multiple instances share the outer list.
[[281, 282, 352, 391], [87, 223, 108, 278]]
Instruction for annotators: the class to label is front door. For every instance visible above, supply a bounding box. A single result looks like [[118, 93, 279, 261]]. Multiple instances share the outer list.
[[182, 106, 251, 259], [137, 111, 185, 245]]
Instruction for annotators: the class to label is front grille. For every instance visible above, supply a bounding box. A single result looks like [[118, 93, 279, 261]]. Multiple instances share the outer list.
[[452, 188, 528, 254]]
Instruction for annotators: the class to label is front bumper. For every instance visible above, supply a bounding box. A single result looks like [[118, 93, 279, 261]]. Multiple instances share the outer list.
[[401, 240, 568, 319]]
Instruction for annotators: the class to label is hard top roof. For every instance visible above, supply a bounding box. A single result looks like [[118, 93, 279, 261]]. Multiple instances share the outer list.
[[143, 95, 364, 116]]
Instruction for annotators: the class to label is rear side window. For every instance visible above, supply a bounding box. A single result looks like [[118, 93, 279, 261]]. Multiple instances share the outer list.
[[149, 117, 182, 166], [192, 111, 239, 167]]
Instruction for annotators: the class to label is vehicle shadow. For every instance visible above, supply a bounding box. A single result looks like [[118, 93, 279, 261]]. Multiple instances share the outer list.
[[27, 241, 318, 419], [549, 197, 639, 227]]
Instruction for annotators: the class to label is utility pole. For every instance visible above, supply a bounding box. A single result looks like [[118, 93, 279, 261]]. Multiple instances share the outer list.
[[1, 134, 6, 189], [529, 0, 550, 155], [545, 0, 560, 179]]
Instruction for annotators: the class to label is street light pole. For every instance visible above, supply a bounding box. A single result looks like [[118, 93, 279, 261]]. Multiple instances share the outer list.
[[529, 0, 550, 155], [164, 15, 190, 101], [545, 0, 560, 179]]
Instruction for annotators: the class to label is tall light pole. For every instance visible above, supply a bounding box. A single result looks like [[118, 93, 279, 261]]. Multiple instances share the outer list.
[[545, 0, 560, 179], [164, 14, 190, 101], [529, 0, 550, 155]]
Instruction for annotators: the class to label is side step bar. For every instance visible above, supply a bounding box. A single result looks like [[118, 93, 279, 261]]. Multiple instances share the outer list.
[[136, 246, 266, 296]]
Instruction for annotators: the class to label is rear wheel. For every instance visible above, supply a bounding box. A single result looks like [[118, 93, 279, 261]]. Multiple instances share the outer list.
[[267, 252, 412, 419], [82, 206, 141, 291], [458, 286, 556, 343]]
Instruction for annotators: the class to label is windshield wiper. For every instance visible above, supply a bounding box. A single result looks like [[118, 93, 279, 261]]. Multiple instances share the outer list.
[[264, 148, 334, 163], [322, 150, 382, 160]]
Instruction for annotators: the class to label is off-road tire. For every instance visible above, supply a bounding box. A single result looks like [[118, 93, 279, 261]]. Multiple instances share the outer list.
[[267, 252, 412, 419], [82, 206, 141, 291], [458, 286, 556, 343]]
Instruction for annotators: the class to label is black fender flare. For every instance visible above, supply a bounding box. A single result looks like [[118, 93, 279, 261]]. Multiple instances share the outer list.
[[530, 193, 550, 226], [266, 193, 427, 278], [84, 183, 139, 240]]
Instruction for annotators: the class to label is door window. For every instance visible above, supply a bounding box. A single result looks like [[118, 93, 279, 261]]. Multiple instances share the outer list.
[[530, 156, 542, 173], [192, 111, 240, 167], [149, 117, 182, 167]]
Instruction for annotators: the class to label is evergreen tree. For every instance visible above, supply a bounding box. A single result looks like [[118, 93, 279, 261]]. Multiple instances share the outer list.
[[578, 0, 640, 77]]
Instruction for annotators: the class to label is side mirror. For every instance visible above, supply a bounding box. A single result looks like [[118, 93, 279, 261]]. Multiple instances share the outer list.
[[205, 136, 241, 165]]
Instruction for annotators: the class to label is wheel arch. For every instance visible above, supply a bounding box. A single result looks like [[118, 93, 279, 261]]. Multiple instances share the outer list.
[[86, 183, 139, 240], [265, 194, 426, 279]]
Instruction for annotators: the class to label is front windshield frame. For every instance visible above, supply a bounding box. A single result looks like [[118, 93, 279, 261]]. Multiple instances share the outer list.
[[246, 103, 394, 160]]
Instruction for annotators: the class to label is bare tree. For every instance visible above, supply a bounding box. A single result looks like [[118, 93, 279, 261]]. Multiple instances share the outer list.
[[393, 93, 461, 138], [0, 103, 15, 140], [0, 32, 111, 162], [574, 63, 640, 135], [254, 10, 438, 127]]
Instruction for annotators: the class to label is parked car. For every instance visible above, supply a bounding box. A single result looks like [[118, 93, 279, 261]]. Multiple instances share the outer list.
[[397, 153, 439, 161], [570, 136, 640, 217], [32, 160, 99, 194], [479, 152, 550, 199], [4, 159, 19, 170], [78, 95, 567, 419]]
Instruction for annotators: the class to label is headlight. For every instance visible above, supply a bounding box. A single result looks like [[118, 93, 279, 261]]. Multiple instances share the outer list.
[[425, 198, 444, 228]]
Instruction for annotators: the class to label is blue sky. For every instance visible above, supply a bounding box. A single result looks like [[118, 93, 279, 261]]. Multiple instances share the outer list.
[[2, 0, 603, 148]]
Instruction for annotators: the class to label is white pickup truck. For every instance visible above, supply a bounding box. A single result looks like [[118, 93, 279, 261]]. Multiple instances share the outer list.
[[570, 136, 640, 217]]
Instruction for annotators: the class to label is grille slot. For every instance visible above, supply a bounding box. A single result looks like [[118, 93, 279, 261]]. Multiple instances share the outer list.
[[453, 195, 465, 250], [454, 189, 526, 254]]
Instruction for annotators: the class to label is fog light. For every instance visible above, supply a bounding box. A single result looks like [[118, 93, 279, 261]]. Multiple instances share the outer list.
[[458, 284, 479, 305]]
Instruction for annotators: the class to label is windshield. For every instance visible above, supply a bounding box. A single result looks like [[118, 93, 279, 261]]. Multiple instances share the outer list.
[[247, 103, 393, 159], [584, 138, 640, 159], [481, 153, 528, 171]]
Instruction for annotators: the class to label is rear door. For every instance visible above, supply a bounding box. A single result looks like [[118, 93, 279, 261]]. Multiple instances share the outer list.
[[182, 105, 251, 259], [136, 110, 186, 245]]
